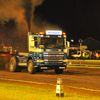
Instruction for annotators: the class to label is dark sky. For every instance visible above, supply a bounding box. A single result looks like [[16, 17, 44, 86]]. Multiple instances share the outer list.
[[34, 0, 100, 43]]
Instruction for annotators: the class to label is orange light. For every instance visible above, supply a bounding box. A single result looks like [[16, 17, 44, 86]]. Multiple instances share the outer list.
[[63, 59, 67, 62], [52, 45, 55, 48], [56, 55, 59, 57], [37, 60, 44, 63], [9, 46, 12, 48], [3, 46, 7, 48], [39, 32, 45, 35], [48, 55, 51, 57], [10, 52, 12, 54], [62, 32, 66, 36]]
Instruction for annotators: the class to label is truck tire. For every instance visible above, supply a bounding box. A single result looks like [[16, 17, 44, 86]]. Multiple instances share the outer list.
[[9, 56, 17, 72], [27, 59, 36, 74], [55, 68, 63, 74]]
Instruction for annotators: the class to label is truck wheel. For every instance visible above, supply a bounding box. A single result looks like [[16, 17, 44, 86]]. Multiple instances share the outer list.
[[27, 59, 36, 74], [55, 68, 63, 74], [9, 56, 17, 72]]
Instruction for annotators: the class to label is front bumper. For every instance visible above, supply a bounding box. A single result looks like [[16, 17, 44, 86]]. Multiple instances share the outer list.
[[39, 65, 66, 70], [36, 59, 67, 70]]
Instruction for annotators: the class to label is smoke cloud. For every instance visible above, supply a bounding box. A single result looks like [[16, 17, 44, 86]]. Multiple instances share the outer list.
[[0, 0, 61, 51], [0, 0, 44, 31], [32, 15, 62, 33], [0, 0, 44, 51]]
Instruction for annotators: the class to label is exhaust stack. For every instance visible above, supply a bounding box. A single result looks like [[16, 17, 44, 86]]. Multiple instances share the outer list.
[[28, 32, 32, 52]]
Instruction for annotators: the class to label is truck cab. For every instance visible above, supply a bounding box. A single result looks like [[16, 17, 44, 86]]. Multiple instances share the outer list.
[[9, 30, 67, 74]]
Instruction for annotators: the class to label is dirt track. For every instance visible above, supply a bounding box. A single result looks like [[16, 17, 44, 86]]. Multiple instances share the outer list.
[[0, 67, 100, 98]]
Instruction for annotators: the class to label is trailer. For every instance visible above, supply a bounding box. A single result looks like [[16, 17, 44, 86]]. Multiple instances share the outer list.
[[0, 46, 13, 60], [9, 30, 67, 74]]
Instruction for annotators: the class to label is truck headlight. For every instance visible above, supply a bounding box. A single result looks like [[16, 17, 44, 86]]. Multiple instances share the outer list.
[[37, 60, 44, 63], [63, 59, 68, 62]]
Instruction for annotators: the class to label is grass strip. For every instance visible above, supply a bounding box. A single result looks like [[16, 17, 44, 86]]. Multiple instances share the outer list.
[[68, 64, 100, 68], [0, 83, 99, 100], [68, 59, 100, 62]]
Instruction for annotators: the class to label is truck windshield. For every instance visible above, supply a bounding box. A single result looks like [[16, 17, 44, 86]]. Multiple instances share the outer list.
[[38, 38, 65, 49]]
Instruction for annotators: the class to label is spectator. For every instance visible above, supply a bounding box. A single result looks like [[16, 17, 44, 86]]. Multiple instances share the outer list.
[[82, 52, 85, 61], [96, 52, 98, 59]]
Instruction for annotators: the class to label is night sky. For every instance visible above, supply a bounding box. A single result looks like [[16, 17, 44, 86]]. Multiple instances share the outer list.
[[34, 0, 100, 43], [0, 0, 100, 50]]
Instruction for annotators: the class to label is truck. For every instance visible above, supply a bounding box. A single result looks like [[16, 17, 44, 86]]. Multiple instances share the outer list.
[[9, 30, 67, 74]]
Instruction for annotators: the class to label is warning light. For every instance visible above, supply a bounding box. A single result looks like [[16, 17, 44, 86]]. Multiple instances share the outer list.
[[3, 46, 7, 48], [62, 32, 66, 37], [9, 46, 12, 48], [56, 55, 59, 57], [62, 32, 66, 36], [39, 32, 45, 35], [48, 55, 51, 57]]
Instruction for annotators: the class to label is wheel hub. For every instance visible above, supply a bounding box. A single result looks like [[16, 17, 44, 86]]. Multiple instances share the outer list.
[[28, 63, 32, 72]]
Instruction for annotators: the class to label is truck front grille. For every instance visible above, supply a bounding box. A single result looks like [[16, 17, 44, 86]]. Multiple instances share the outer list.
[[43, 52, 64, 63]]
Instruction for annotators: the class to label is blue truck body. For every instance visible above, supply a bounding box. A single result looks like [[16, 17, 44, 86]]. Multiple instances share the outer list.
[[9, 30, 67, 74]]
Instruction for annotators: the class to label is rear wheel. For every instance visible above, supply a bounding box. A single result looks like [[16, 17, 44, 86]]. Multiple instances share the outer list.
[[9, 56, 17, 72], [27, 59, 36, 74], [55, 68, 63, 74]]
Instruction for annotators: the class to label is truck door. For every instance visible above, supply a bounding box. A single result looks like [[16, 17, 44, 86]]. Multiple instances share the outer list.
[[29, 35, 38, 52]]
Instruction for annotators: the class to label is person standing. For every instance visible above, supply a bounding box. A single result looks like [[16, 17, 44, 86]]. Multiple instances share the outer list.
[[96, 52, 98, 59], [82, 52, 85, 61]]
